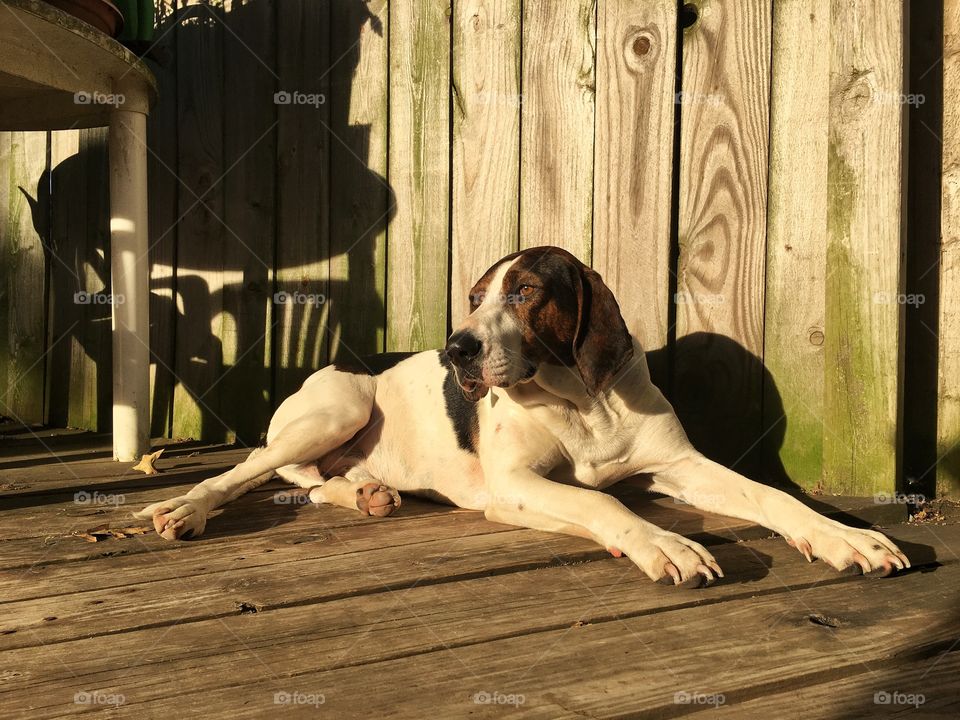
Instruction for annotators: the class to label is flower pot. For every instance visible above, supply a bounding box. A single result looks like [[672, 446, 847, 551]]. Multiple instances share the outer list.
[[45, 0, 124, 37]]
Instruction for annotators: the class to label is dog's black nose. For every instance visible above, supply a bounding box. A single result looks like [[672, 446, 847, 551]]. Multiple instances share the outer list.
[[445, 331, 482, 365]]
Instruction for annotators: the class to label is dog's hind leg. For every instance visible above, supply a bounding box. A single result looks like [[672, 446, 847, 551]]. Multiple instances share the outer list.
[[135, 371, 375, 539], [308, 466, 401, 517]]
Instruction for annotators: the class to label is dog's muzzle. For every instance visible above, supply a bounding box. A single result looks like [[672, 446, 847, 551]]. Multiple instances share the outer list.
[[445, 331, 488, 401]]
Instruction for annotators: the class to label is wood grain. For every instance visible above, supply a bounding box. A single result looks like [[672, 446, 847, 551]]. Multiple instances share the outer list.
[[762, 0, 829, 489], [823, 0, 903, 495], [592, 0, 676, 357], [328, 0, 390, 360], [519, 0, 596, 262], [939, 0, 960, 496], [0, 131, 48, 425], [673, 0, 771, 478], [387, 0, 450, 351], [450, 0, 521, 326]]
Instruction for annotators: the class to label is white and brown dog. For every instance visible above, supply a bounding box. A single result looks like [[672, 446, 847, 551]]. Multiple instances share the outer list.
[[136, 246, 909, 587]]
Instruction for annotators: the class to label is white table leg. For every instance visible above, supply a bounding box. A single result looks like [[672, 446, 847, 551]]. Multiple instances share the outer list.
[[108, 108, 150, 461]]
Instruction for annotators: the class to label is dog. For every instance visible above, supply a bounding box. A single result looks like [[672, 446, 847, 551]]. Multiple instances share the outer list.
[[136, 246, 909, 587]]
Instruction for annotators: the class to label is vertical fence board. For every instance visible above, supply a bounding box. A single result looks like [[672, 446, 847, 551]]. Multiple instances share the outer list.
[[939, 0, 960, 496], [46, 130, 82, 430], [221, 0, 276, 444], [387, 0, 450, 351], [674, 0, 771, 477], [0, 131, 48, 425], [823, 0, 903, 496], [329, 0, 390, 361], [592, 0, 676, 360], [519, 0, 595, 262], [147, 0, 180, 439], [762, 1, 829, 489], [172, 0, 229, 442], [46, 130, 112, 432], [450, 0, 521, 326], [275, 0, 331, 400]]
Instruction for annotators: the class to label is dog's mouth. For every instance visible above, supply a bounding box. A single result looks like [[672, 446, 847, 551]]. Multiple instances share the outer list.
[[453, 370, 489, 402]]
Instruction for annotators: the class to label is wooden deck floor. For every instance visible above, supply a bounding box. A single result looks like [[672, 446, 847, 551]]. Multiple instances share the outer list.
[[1, 426, 959, 719]]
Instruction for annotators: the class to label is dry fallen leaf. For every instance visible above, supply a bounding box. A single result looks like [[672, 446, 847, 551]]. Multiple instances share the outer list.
[[73, 524, 151, 542], [133, 448, 165, 475]]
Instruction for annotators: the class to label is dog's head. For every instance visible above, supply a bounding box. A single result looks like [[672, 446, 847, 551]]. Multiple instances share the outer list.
[[444, 246, 633, 401]]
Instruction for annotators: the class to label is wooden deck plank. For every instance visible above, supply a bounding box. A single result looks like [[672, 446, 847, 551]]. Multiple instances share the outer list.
[[0, 498, 931, 650], [2, 525, 953, 715], [7, 535, 955, 718], [702, 647, 960, 718]]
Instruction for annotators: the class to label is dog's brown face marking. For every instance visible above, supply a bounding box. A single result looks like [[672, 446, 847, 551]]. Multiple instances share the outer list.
[[450, 246, 633, 397], [497, 248, 581, 368]]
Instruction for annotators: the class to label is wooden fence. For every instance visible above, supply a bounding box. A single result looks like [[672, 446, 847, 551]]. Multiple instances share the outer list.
[[0, 0, 954, 499]]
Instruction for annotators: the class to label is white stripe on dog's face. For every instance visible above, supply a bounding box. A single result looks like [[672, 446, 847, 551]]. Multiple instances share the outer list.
[[455, 259, 529, 388]]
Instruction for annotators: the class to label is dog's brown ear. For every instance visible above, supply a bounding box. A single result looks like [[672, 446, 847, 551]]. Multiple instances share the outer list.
[[573, 266, 634, 395]]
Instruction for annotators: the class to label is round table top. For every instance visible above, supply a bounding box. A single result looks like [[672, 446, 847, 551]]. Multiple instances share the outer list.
[[0, 0, 158, 130]]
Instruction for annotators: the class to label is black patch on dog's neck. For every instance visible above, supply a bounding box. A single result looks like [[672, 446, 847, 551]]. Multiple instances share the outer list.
[[438, 351, 480, 453]]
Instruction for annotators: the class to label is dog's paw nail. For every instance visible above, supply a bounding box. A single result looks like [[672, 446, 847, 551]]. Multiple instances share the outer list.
[[657, 562, 682, 585]]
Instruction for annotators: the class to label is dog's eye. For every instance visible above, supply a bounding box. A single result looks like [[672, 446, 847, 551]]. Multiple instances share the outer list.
[[517, 285, 535, 298]]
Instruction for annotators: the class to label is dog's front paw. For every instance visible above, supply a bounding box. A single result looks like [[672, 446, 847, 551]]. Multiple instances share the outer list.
[[616, 530, 724, 589], [787, 522, 910, 577], [133, 497, 208, 540]]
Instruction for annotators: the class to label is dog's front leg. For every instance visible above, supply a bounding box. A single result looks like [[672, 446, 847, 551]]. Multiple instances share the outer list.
[[482, 452, 722, 587], [650, 454, 910, 576]]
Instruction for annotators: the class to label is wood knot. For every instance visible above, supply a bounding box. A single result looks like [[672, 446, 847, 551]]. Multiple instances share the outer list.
[[624, 26, 659, 72], [809, 329, 825, 346]]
